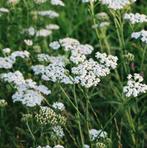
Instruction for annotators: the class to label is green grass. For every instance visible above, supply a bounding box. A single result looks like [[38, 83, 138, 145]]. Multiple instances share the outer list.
[[0, 0, 147, 148]]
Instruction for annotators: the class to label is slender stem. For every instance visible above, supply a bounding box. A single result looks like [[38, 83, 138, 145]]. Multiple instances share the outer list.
[[26, 122, 35, 141], [73, 85, 85, 147], [140, 45, 147, 71]]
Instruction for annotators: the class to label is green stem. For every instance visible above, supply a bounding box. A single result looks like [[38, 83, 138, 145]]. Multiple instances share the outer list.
[[73, 85, 85, 147], [26, 122, 35, 141]]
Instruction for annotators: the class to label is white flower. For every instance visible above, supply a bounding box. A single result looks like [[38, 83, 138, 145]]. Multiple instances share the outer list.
[[37, 54, 67, 65], [51, 0, 65, 6], [131, 30, 147, 44], [124, 13, 147, 24], [2, 48, 11, 54], [0, 50, 30, 69], [23, 27, 36, 36], [0, 71, 51, 107], [52, 125, 65, 138], [24, 39, 33, 46], [46, 24, 60, 30], [34, 0, 47, 4], [52, 102, 65, 111], [36, 145, 51, 148], [99, 22, 110, 28], [32, 62, 73, 84], [36, 29, 52, 37], [12, 89, 45, 107], [49, 41, 61, 50], [99, 0, 136, 10], [59, 37, 80, 51], [72, 51, 117, 88], [53, 145, 64, 148], [82, 0, 96, 3], [38, 10, 59, 18], [0, 8, 9, 13], [89, 129, 107, 141], [84, 144, 90, 148], [123, 73, 147, 97], [95, 52, 118, 69]]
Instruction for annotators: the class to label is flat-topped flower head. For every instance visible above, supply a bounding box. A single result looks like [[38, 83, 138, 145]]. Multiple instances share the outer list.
[[99, 0, 136, 10], [0, 71, 51, 107], [51, 0, 65, 6], [123, 73, 147, 97], [131, 30, 147, 44], [124, 13, 147, 24]]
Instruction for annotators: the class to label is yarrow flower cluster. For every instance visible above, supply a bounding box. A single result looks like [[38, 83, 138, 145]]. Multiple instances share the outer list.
[[37, 10, 59, 18], [50, 37, 94, 64], [36, 145, 64, 148], [0, 99, 8, 107], [51, 0, 65, 6], [52, 102, 65, 111], [123, 73, 147, 97], [0, 8, 9, 13], [72, 52, 118, 88], [0, 71, 51, 107], [52, 125, 65, 138], [99, 0, 136, 10], [82, 0, 96, 3], [0, 50, 29, 69], [124, 13, 147, 24], [35, 106, 66, 125], [34, 0, 47, 4], [37, 54, 67, 65], [32, 62, 73, 84], [131, 30, 147, 44], [89, 129, 108, 141], [39, 38, 117, 87]]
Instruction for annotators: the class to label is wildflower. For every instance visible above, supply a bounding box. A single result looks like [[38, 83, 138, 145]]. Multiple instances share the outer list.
[[36, 29, 52, 37], [82, 0, 96, 3], [95, 12, 109, 21], [0, 71, 51, 107], [53, 145, 64, 148], [37, 54, 67, 65], [49, 41, 61, 50], [24, 27, 36, 36], [24, 39, 33, 46], [0, 99, 8, 107], [36, 146, 51, 148], [0, 8, 9, 13], [72, 53, 117, 88], [131, 30, 147, 44], [35, 106, 66, 125], [34, 0, 47, 4], [95, 52, 118, 69], [123, 73, 147, 97], [2, 48, 11, 54], [89, 129, 107, 141], [52, 102, 65, 111], [59, 37, 80, 51], [51, 0, 65, 6], [99, 22, 110, 28], [84, 144, 90, 148], [124, 13, 147, 24], [96, 142, 106, 148], [99, 0, 136, 10], [46, 24, 60, 30], [38, 10, 59, 18], [52, 125, 65, 138], [32, 62, 73, 84], [0, 50, 30, 69]]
